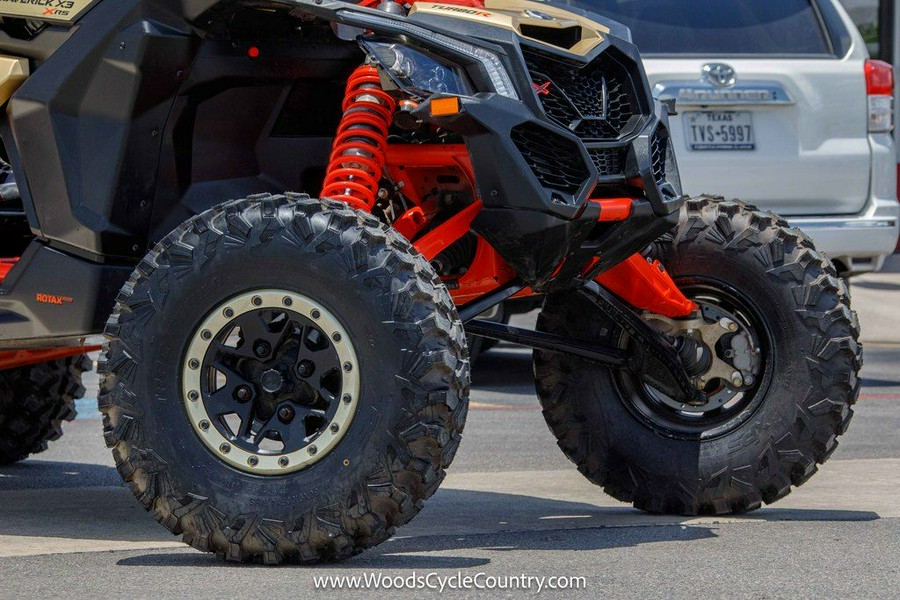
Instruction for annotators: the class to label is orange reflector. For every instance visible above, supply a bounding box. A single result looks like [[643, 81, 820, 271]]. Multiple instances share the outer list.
[[431, 97, 461, 117], [592, 198, 633, 222]]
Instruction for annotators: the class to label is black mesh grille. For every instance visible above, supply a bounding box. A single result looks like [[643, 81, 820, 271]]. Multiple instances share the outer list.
[[588, 148, 625, 178], [511, 123, 590, 195], [524, 47, 639, 141], [651, 127, 669, 184]]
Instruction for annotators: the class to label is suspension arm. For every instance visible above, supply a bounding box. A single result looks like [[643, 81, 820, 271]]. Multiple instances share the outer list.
[[466, 319, 628, 367], [579, 281, 704, 404]]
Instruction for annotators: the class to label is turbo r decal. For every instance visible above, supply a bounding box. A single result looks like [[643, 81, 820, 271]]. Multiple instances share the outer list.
[[0, 0, 97, 23], [429, 4, 493, 18]]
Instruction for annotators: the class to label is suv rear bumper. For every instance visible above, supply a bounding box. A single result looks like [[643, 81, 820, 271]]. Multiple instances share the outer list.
[[789, 195, 899, 275]]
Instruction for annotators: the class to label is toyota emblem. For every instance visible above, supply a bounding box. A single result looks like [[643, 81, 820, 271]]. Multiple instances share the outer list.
[[702, 63, 736, 88]]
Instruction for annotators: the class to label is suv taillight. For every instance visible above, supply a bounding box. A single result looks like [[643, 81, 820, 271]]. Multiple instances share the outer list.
[[866, 59, 894, 133]]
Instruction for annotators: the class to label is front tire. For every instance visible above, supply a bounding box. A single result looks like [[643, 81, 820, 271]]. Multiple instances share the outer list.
[[534, 195, 861, 515], [99, 194, 469, 563]]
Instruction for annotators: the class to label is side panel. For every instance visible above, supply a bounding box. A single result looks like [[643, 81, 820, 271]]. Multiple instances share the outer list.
[[0, 241, 131, 347], [5, 0, 200, 260]]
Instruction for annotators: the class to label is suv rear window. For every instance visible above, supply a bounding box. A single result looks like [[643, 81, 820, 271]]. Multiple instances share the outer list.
[[573, 0, 833, 56]]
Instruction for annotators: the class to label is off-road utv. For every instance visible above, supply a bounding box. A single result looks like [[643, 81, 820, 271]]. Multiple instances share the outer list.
[[0, 0, 860, 563]]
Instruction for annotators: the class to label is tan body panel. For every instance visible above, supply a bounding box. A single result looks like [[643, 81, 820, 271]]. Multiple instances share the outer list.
[[0, 0, 97, 24], [0, 55, 28, 105], [410, 0, 610, 55]]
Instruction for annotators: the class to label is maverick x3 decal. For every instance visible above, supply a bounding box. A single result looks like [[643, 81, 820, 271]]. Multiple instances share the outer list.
[[0, 0, 97, 24]]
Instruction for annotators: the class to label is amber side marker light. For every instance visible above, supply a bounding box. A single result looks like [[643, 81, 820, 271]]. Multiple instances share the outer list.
[[431, 97, 461, 117]]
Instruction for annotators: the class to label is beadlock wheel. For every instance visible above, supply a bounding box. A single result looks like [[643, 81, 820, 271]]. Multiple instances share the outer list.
[[182, 289, 360, 475]]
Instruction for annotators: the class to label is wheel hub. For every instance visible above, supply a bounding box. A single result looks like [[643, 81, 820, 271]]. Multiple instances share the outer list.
[[637, 286, 765, 419], [182, 290, 359, 475], [260, 369, 284, 394]]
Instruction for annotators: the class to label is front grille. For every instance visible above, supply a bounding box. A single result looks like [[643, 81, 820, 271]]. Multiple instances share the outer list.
[[511, 123, 590, 196], [588, 148, 625, 178], [651, 127, 669, 184], [524, 47, 640, 142]]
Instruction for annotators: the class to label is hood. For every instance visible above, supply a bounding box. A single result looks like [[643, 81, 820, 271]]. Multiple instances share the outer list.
[[409, 0, 630, 56]]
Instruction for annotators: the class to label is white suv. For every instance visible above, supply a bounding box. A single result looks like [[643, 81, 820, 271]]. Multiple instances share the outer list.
[[572, 0, 900, 275]]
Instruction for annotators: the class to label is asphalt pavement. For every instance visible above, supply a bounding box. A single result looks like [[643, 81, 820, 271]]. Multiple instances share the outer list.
[[1, 258, 899, 598]]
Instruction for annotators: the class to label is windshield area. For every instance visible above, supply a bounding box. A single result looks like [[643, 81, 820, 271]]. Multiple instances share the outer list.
[[565, 0, 833, 56]]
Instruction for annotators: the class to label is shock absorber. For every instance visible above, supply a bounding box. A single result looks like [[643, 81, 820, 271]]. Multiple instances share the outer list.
[[321, 65, 397, 212]]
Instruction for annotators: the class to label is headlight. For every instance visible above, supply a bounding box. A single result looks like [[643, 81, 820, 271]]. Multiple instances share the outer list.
[[361, 40, 471, 99], [343, 10, 519, 101]]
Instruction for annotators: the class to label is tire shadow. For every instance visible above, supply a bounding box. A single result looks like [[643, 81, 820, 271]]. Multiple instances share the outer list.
[[112, 487, 879, 569]]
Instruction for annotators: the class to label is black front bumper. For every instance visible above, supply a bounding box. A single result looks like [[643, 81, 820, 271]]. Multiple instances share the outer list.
[[420, 92, 681, 292]]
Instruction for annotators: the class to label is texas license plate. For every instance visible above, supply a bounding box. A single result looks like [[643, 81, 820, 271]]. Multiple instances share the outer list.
[[684, 111, 755, 151]]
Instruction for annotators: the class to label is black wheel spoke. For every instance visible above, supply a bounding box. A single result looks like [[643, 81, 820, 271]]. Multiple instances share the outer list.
[[205, 377, 254, 424], [231, 311, 289, 360]]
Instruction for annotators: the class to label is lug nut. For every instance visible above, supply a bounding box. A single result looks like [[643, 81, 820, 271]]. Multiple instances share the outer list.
[[252, 296, 263, 306], [199, 420, 210, 430], [308, 445, 318, 456], [279, 456, 290, 468], [201, 329, 212, 340], [745, 375, 755, 386], [311, 309, 321, 319], [343, 362, 353, 372], [247, 455, 259, 467], [296, 360, 315, 378], [283, 297, 293, 307], [330, 423, 340, 433], [219, 443, 231, 454], [332, 332, 342, 343], [731, 371, 743, 387], [235, 385, 252, 402], [189, 359, 200, 370], [255, 341, 272, 358], [224, 308, 234, 318], [188, 390, 200, 401], [342, 394, 352, 404], [278, 405, 296, 423]]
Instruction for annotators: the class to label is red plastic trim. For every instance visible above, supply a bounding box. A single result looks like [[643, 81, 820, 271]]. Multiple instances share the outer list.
[[595, 253, 697, 318], [591, 198, 633, 222], [0, 258, 17, 284]]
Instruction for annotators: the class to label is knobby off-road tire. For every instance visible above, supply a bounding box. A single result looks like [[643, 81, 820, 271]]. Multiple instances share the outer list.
[[534, 195, 861, 515], [0, 355, 91, 464], [99, 194, 469, 563]]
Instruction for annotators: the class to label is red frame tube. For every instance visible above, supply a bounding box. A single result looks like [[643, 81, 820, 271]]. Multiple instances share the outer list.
[[0, 345, 100, 371]]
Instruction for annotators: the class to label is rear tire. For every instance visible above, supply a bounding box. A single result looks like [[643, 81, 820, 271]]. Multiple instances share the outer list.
[[99, 194, 469, 563], [0, 355, 90, 465], [534, 195, 861, 515]]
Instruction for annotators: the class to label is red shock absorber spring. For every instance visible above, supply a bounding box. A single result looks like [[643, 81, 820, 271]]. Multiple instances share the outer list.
[[321, 65, 397, 212]]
